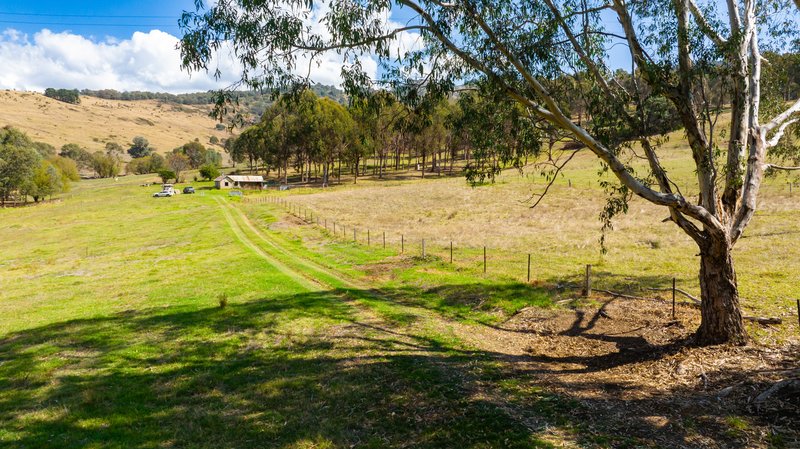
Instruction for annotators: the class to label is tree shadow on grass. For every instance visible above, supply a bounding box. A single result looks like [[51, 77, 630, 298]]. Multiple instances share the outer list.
[[0, 290, 550, 449], [1, 285, 795, 448]]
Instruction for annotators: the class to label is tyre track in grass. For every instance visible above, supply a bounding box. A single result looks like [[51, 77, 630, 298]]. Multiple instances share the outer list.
[[219, 197, 372, 293], [214, 196, 323, 292], [224, 197, 525, 354], [216, 196, 411, 329], [218, 197, 574, 445]]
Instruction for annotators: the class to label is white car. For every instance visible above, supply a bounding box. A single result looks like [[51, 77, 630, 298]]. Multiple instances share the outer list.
[[152, 191, 174, 197]]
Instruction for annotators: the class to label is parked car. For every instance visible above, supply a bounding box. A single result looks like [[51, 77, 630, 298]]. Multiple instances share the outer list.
[[152, 191, 174, 198], [183, 186, 195, 194]]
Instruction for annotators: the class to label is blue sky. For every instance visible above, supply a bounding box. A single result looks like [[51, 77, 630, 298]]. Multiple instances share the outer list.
[[0, 0, 194, 38], [0, 1, 633, 93]]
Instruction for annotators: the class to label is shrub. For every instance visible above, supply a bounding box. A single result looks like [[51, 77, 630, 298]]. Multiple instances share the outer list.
[[199, 163, 221, 181], [157, 169, 176, 183]]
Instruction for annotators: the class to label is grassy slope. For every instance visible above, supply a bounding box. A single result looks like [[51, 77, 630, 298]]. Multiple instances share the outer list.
[[0, 90, 229, 154]]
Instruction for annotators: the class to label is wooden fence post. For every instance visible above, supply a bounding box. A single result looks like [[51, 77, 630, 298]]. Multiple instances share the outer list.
[[450, 241, 453, 263], [672, 277, 677, 320], [367, 229, 370, 246], [422, 239, 426, 258], [354, 227, 357, 242], [583, 264, 592, 297], [527, 254, 531, 282], [383, 231, 386, 249], [401, 234, 404, 254], [483, 246, 487, 273]]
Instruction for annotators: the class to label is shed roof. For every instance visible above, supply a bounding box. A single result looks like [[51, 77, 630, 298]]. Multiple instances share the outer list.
[[214, 175, 265, 183], [228, 175, 264, 183]]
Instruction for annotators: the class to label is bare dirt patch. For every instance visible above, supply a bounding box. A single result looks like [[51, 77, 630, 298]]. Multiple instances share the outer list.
[[464, 298, 799, 447]]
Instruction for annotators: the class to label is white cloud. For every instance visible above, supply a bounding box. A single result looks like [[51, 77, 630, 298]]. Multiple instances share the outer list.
[[0, 26, 380, 93], [0, 29, 238, 93]]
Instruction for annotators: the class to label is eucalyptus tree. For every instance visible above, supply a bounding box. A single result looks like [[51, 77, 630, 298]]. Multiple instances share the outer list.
[[29, 160, 64, 202], [455, 87, 542, 184], [316, 97, 356, 186], [181, 0, 800, 344], [0, 127, 41, 204]]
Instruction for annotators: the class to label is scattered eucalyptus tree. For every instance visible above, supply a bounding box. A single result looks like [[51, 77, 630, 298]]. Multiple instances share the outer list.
[[180, 0, 800, 344]]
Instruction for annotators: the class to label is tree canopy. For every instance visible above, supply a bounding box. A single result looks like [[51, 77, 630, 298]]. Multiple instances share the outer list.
[[44, 88, 80, 105], [128, 136, 152, 159], [0, 126, 74, 204]]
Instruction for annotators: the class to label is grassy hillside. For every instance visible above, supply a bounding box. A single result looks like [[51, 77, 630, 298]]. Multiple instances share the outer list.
[[0, 90, 231, 154]]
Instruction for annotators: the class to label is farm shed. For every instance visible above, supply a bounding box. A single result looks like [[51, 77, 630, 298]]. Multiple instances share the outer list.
[[214, 175, 265, 190]]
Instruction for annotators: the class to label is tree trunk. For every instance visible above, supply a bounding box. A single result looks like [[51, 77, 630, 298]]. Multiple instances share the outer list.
[[696, 241, 747, 345]]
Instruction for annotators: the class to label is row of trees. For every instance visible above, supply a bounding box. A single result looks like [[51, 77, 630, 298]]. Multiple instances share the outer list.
[[0, 126, 79, 204], [225, 82, 681, 186], [1, 128, 224, 204], [48, 134, 223, 182], [58, 142, 123, 179]]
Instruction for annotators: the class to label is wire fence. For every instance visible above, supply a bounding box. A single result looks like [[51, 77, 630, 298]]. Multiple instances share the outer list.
[[241, 194, 720, 318], [246, 193, 800, 325]]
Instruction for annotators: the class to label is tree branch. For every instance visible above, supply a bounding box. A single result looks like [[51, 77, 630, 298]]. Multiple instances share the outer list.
[[687, 0, 728, 47], [541, 0, 625, 104], [765, 119, 798, 148], [293, 25, 429, 52], [458, 1, 697, 218], [765, 164, 800, 171], [525, 148, 580, 209], [763, 98, 800, 133]]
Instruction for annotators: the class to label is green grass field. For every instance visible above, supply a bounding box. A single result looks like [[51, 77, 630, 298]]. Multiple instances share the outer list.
[[0, 177, 565, 448], [1, 168, 797, 448]]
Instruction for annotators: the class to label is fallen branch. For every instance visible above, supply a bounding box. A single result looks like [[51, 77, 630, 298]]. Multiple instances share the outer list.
[[755, 378, 799, 404], [743, 316, 782, 325], [596, 289, 699, 307], [595, 289, 650, 301], [646, 287, 700, 304]]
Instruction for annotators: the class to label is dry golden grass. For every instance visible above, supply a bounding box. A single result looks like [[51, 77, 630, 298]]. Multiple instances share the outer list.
[[285, 141, 800, 320], [0, 90, 231, 153]]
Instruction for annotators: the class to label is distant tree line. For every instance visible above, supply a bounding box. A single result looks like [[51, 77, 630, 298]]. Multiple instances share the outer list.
[[78, 86, 346, 119], [44, 88, 80, 105], [0, 126, 79, 205]]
